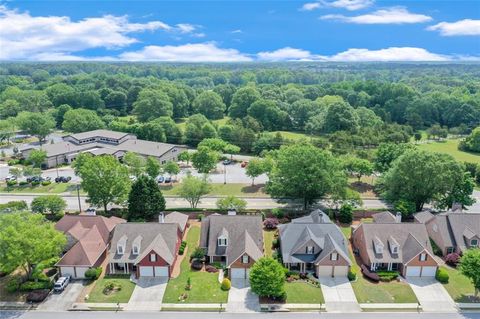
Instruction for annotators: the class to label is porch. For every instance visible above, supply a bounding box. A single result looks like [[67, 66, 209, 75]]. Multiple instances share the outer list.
[[109, 262, 136, 275], [369, 262, 400, 272], [285, 262, 316, 273]]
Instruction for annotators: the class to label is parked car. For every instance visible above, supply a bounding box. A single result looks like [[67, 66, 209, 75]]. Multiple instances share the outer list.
[[156, 176, 165, 183], [27, 176, 43, 183], [241, 161, 248, 168], [55, 176, 71, 183], [164, 176, 172, 183], [222, 159, 232, 165], [53, 275, 70, 292], [4, 175, 16, 182]]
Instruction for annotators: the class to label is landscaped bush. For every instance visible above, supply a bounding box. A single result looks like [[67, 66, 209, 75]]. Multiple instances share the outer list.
[[191, 260, 203, 270], [445, 253, 461, 267], [190, 247, 206, 260], [85, 267, 102, 280], [436, 267, 449, 283], [263, 218, 279, 230], [198, 213, 205, 221], [19, 281, 52, 291], [338, 203, 353, 224], [210, 262, 224, 269], [178, 241, 187, 255], [348, 270, 357, 281], [41, 180, 51, 186], [272, 238, 279, 248], [376, 271, 399, 282], [271, 208, 285, 219], [221, 278, 231, 291], [45, 268, 58, 278], [6, 180, 17, 187], [19, 181, 29, 186], [205, 265, 218, 273], [7, 159, 20, 166], [103, 281, 122, 295], [5, 276, 21, 293], [31, 181, 40, 186]]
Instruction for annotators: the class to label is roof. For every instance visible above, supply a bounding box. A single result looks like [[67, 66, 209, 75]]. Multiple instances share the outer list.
[[446, 213, 480, 252], [414, 211, 435, 224], [199, 215, 263, 265], [55, 215, 125, 244], [164, 212, 189, 232], [291, 209, 331, 224], [354, 223, 434, 264], [372, 212, 398, 223], [65, 129, 131, 141], [109, 223, 179, 265]]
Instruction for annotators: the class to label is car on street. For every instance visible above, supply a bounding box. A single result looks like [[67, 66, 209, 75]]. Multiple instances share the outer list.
[[5, 175, 16, 182], [53, 275, 70, 293], [156, 176, 165, 183], [223, 159, 232, 165], [55, 176, 71, 183]]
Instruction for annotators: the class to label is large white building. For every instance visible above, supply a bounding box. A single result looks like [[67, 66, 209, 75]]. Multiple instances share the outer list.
[[21, 129, 187, 168]]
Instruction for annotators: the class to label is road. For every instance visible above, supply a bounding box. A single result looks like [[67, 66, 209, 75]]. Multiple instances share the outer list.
[[0, 311, 479, 319]]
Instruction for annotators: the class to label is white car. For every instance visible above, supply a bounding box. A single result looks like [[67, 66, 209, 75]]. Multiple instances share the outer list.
[[53, 275, 70, 292]]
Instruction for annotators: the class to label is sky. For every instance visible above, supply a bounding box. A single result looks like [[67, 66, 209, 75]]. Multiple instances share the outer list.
[[0, 0, 479, 62]]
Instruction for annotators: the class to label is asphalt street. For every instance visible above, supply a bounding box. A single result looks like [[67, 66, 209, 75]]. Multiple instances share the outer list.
[[1, 311, 479, 319]]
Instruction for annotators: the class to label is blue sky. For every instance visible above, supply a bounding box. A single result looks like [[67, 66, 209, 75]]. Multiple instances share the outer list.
[[0, 0, 479, 61]]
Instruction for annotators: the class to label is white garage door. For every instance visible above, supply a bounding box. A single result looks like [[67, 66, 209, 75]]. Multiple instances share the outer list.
[[406, 266, 422, 277], [75, 267, 89, 279], [317, 266, 332, 277], [421, 266, 437, 277], [60, 266, 75, 278], [139, 266, 154, 277], [230, 268, 246, 279], [154, 266, 169, 277], [333, 266, 349, 277]]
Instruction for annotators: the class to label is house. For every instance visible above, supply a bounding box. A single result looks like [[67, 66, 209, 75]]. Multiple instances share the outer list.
[[199, 214, 263, 280], [372, 211, 402, 224], [415, 208, 480, 256], [279, 210, 351, 277], [163, 211, 189, 234], [20, 129, 187, 168], [352, 222, 438, 277], [55, 214, 126, 278]]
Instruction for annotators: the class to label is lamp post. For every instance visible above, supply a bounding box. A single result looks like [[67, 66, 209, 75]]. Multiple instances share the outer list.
[[223, 163, 226, 184], [76, 183, 82, 213]]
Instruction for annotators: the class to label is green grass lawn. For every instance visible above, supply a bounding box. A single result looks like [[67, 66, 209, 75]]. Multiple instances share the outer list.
[[160, 183, 268, 197], [441, 266, 478, 303], [0, 182, 71, 194], [417, 139, 480, 164], [263, 230, 275, 257], [162, 226, 228, 304], [272, 131, 313, 141], [87, 277, 136, 303], [285, 281, 324, 304]]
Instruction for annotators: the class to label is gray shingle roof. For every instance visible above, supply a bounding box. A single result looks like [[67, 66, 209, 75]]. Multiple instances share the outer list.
[[447, 213, 480, 252], [66, 129, 131, 141], [372, 212, 397, 223], [164, 212, 189, 232], [199, 215, 263, 265], [291, 209, 331, 224], [109, 223, 178, 265]]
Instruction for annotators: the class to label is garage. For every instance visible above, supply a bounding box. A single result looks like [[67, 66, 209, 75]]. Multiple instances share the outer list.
[[405, 266, 422, 277], [60, 266, 75, 278], [420, 266, 437, 277], [333, 266, 349, 277], [317, 266, 332, 277], [154, 266, 169, 277], [139, 266, 154, 277], [230, 268, 247, 279], [75, 267, 89, 279]]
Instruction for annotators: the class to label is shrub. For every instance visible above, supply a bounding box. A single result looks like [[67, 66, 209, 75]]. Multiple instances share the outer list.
[[205, 265, 218, 273], [272, 238, 279, 248], [19, 181, 29, 186], [263, 218, 279, 230], [191, 247, 206, 260], [445, 253, 461, 267], [179, 241, 187, 255], [6, 180, 17, 187], [7, 159, 20, 166], [85, 267, 102, 280], [31, 181, 40, 186], [221, 278, 231, 291], [6, 276, 21, 293], [41, 180, 51, 186], [338, 203, 353, 224], [271, 208, 285, 219], [26, 289, 50, 302], [348, 270, 357, 281], [19, 281, 52, 291], [210, 262, 224, 269], [198, 213, 205, 221], [436, 267, 449, 283], [191, 260, 203, 270], [376, 271, 399, 282]]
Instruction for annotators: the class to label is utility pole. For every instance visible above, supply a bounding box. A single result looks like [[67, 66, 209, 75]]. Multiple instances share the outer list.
[[77, 184, 82, 213], [223, 163, 226, 184]]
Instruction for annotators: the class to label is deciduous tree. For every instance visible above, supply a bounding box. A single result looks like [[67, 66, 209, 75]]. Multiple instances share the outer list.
[[459, 249, 480, 297], [249, 257, 285, 299], [177, 174, 211, 208]]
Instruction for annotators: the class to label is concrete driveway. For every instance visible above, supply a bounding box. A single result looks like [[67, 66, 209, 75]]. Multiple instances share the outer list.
[[125, 277, 168, 311], [406, 277, 457, 312], [226, 279, 260, 313], [37, 281, 85, 311], [319, 277, 361, 313]]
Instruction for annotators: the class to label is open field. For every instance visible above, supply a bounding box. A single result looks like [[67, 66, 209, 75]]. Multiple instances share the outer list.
[[273, 131, 313, 141], [417, 139, 480, 164]]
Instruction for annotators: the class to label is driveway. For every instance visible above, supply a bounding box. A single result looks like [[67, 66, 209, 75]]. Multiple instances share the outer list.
[[319, 277, 361, 313], [37, 281, 85, 311], [125, 277, 167, 311], [226, 279, 260, 313], [406, 277, 457, 312]]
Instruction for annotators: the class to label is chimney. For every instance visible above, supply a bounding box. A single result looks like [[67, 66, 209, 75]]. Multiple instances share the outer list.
[[395, 212, 402, 223], [227, 209, 237, 216], [159, 212, 165, 223], [451, 203, 463, 213]]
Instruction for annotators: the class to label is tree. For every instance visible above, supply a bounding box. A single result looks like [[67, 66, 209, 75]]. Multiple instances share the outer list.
[[338, 203, 353, 224], [374, 143, 416, 173], [216, 196, 247, 212], [192, 147, 219, 174], [177, 174, 211, 208], [28, 149, 47, 168], [127, 175, 166, 221], [229, 86, 261, 118], [460, 127, 480, 153], [15, 112, 55, 144], [381, 149, 469, 212], [459, 249, 480, 297], [145, 156, 161, 178], [54, 104, 72, 128], [323, 101, 359, 133], [197, 138, 227, 152], [123, 152, 145, 177], [267, 143, 347, 210], [76, 155, 131, 213], [31, 195, 67, 215], [435, 171, 476, 210], [343, 157, 374, 182], [245, 158, 265, 186], [23, 166, 42, 178], [427, 124, 448, 140], [192, 91, 226, 120], [163, 161, 180, 181], [178, 151, 191, 166], [9, 167, 23, 180], [133, 89, 173, 122], [0, 212, 66, 278], [224, 143, 240, 160], [62, 108, 105, 133], [249, 257, 285, 299]]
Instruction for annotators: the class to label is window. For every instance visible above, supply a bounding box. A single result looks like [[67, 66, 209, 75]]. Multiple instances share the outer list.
[[419, 253, 427, 261], [132, 245, 139, 255], [330, 252, 338, 261], [391, 246, 398, 254], [150, 254, 156, 262], [471, 239, 478, 247], [306, 246, 314, 254], [446, 247, 455, 254], [218, 237, 228, 246], [242, 255, 249, 264], [117, 245, 124, 255]]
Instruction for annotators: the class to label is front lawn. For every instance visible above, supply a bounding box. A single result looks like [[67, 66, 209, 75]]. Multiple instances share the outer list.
[[162, 226, 228, 304], [0, 182, 71, 194], [285, 281, 324, 304], [87, 277, 136, 303], [263, 230, 275, 257], [160, 183, 267, 197], [441, 266, 478, 303]]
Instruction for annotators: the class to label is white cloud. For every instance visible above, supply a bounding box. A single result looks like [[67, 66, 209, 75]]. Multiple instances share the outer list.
[[301, 0, 373, 11], [427, 19, 480, 36], [231, 29, 243, 34], [176, 23, 196, 33], [320, 6, 432, 24], [328, 47, 449, 61], [119, 43, 252, 62], [257, 47, 322, 61]]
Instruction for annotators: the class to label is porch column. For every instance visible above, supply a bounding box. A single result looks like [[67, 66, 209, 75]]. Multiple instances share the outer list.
[[124, 263, 127, 274], [388, 263, 392, 271], [370, 263, 375, 271]]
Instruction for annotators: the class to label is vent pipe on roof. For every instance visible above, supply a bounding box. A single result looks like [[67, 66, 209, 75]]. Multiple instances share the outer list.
[[159, 212, 165, 223], [395, 212, 402, 223]]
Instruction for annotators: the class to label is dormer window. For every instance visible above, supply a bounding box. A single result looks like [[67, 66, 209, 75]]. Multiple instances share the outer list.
[[218, 236, 228, 246], [117, 245, 124, 255], [132, 245, 139, 255], [391, 246, 398, 254], [306, 246, 314, 254], [374, 237, 384, 254], [471, 239, 478, 247]]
